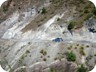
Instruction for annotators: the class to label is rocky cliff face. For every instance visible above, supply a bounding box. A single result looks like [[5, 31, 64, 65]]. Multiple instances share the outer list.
[[0, 0, 96, 72]]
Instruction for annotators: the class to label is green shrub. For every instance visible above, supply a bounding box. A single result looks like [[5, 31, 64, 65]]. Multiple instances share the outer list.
[[77, 64, 87, 72], [79, 46, 85, 56], [94, 54, 96, 56], [26, 50, 30, 54], [57, 18, 60, 21], [43, 58, 47, 61], [68, 21, 76, 31], [92, 8, 96, 16], [79, 0, 84, 3], [3, 6, 8, 12], [66, 51, 76, 62], [41, 7, 47, 14], [84, 9, 89, 13], [40, 49, 47, 56]]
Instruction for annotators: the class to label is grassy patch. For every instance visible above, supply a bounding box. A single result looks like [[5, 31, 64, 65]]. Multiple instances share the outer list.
[[66, 51, 76, 62], [77, 64, 87, 72]]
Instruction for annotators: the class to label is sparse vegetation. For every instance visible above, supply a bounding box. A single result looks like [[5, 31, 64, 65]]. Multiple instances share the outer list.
[[50, 68, 57, 72], [3, 6, 8, 12], [26, 50, 30, 54], [68, 45, 73, 50], [79, 13, 84, 17], [77, 64, 87, 72], [9, 69, 14, 72], [54, 57, 58, 60], [68, 21, 76, 31], [79, 46, 85, 56], [18, 54, 25, 66], [84, 9, 89, 13], [79, 0, 84, 3], [68, 47, 71, 50], [38, 24, 41, 27], [84, 13, 93, 20], [48, 56, 50, 58], [28, 42, 31, 44], [94, 54, 96, 56], [86, 55, 93, 61], [21, 45, 25, 48], [84, 5, 89, 10], [92, 8, 96, 16], [66, 51, 76, 62], [40, 49, 47, 56], [17, 68, 26, 72], [77, 44, 79, 46], [43, 58, 47, 61], [57, 18, 60, 21], [18, 7, 21, 10], [75, 47, 77, 49], [41, 7, 47, 14], [40, 56, 43, 58], [86, 45, 89, 48]]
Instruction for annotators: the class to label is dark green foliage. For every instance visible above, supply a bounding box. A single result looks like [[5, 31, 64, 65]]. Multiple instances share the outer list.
[[3, 6, 8, 12], [68, 21, 76, 31], [43, 58, 47, 61], [94, 54, 96, 56], [57, 18, 60, 21], [84, 9, 89, 13], [79, 0, 84, 3], [66, 51, 76, 62], [77, 64, 87, 72], [92, 8, 96, 16], [41, 7, 47, 14], [40, 49, 47, 56], [26, 50, 30, 54]]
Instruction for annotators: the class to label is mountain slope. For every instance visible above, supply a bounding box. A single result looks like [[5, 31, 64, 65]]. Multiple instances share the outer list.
[[0, 0, 96, 72]]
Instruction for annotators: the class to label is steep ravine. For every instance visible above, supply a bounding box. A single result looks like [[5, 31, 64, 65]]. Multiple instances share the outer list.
[[0, 0, 96, 72]]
